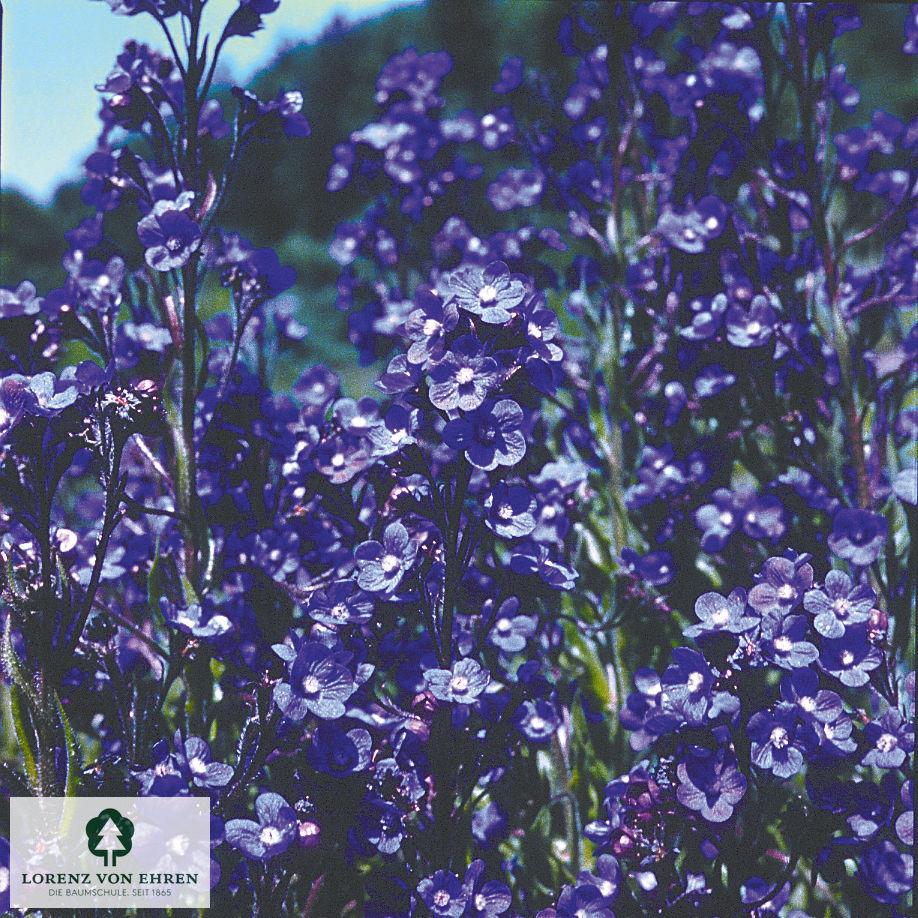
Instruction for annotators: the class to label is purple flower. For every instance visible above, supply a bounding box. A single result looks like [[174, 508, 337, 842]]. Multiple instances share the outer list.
[[675, 746, 747, 822], [442, 398, 526, 471], [274, 640, 359, 720], [736, 489, 786, 541], [748, 555, 813, 622], [225, 792, 297, 860], [859, 840, 914, 905], [487, 167, 544, 212], [428, 336, 501, 411], [442, 260, 527, 324], [509, 543, 577, 590], [620, 547, 675, 587], [661, 647, 739, 729], [515, 699, 560, 741], [417, 869, 468, 918], [136, 195, 202, 271], [748, 702, 805, 778], [693, 488, 741, 551], [463, 860, 512, 918], [366, 404, 419, 456], [485, 482, 536, 538], [657, 195, 728, 253], [225, 0, 280, 38], [779, 668, 843, 729], [804, 569, 875, 638], [308, 722, 372, 776], [424, 657, 490, 703], [404, 286, 459, 366], [725, 294, 777, 347], [861, 708, 913, 769], [685, 588, 757, 638], [0, 837, 9, 914], [355, 521, 418, 593], [178, 735, 234, 790], [306, 580, 374, 627], [827, 508, 888, 565], [762, 614, 819, 669], [488, 596, 537, 651], [819, 625, 882, 687]]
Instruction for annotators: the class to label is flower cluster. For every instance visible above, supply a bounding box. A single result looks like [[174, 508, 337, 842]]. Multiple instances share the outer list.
[[0, 1, 914, 916]]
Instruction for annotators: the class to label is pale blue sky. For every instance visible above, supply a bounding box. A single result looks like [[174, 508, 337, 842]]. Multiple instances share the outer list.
[[1, 0, 417, 202]]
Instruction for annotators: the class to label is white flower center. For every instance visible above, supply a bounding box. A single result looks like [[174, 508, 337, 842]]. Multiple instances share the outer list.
[[498, 502, 514, 520], [528, 321, 542, 339], [712, 607, 731, 626], [841, 650, 854, 666], [478, 284, 498, 304], [719, 511, 734, 526], [260, 826, 281, 845], [747, 320, 762, 335], [331, 452, 345, 468], [422, 318, 441, 335], [774, 636, 792, 652], [705, 216, 720, 230], [770, 726, 789, 749], [778, 584, 795, 600], [188, 757, 207, 776], [823, 722, 835, 740], [450, 674, 469, 692], [457, 366, 475, 385], [833, 596, 851, 615], [433, 890, 451, 907], [381, 554, 400, 573], [529, 715, 546, 732], [687, 672, 704, 693], [302, 675, 321, 695], [331, 603, 349, 623], [799, 695, 815, 712], [877, 733, 897, 753]]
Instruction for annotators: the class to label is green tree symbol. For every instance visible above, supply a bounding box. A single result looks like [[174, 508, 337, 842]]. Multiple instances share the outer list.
[[86, 808, 134, 867]]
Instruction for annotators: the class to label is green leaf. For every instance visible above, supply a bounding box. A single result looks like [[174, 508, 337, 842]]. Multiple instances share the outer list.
[[9, 684, 39, 791], [1, 614, 39, 709], [148, 538, 165, 617], [56, 693, 81, 797]]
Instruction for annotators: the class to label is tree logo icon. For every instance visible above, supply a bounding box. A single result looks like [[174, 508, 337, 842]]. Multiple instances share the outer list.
[[85, 808, 134, 867]]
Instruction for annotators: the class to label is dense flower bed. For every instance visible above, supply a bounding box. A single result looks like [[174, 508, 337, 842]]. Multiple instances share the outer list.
[[0, 2, 914, 916]]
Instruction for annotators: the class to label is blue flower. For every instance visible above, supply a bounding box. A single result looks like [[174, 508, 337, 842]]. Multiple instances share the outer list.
[[428, 336, 501, 411], [225, 792, 298, 861], [443, 398, 526, 471], [748, 703, 805, 778], [827, 508, 888, 565], [675, 745, 747, 823], [355, 521, 418, 593], [274, 640, 359, 720], [804, 569, 875, 638], [442, 260, 527, 324], [424, 657, 490, 703], [306, 579, 374, 627], [136, 195, 202, 271], [308, 722, 372, 775], [417, 869, 468, 918], [485, 482, 536, 538]]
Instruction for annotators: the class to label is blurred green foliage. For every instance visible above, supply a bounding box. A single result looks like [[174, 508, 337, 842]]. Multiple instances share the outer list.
[[1, 1, 915, 385]]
